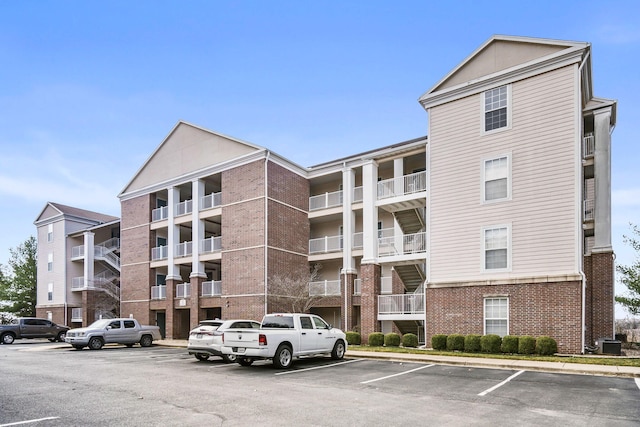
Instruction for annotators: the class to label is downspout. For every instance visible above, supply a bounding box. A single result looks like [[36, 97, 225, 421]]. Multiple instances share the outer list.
[[264, 151, 271, 316], [343, 161, 348, 332], [578, 50, 590, 353]]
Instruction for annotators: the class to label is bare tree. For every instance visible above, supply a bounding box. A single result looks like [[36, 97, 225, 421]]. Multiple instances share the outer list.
[[268, 264, 323, 313]]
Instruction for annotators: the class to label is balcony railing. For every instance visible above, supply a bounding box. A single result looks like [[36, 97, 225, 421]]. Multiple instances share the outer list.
[[72, 277, 85, 290], [352, 232, 363, 249], [309, 280, 341, 296], [378, 231, 426, 257], [176, 199, 193, 217], [583, 133, 595, 158], [151, 245, 168, 261], [378, 293, 425, 315], [151, 285, 166, 300], [175, 241, 193, 258], [201, 192, 222, 210], [584, 199, 595, 221], [353, 186, 363, 203], [201, 236, 222, 254], [152, 206, 168, 222], [72, 245, 85, 258], [353, 279, 361, 295], [176, 283, 191, 298], [71, 308, 83, 322], [309, 235, 343, 254], [309, 190, 343, 211], [202, 280, 222, 297], [377, 171, 427, 200]]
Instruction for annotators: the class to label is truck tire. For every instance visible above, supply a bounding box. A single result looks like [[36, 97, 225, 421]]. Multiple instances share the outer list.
[[273, 344, 293, 369], [140, 335, 153, 347], [88, 337, 104, 350], [238, 357, 253, 366], [56, 331, 66, 342], [331, 340, 346, 360], [1, 333, 15, 345], [73, 345, 84, 350], [221, 354, 237, 363], [195, 353, 209, 361]]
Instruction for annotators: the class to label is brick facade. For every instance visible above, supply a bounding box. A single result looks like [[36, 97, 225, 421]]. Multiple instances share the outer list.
[[360, 263, 381, 344], [584, 251, 615, 345]]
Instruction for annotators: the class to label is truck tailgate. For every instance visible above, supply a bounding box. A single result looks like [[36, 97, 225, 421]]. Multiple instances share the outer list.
[[223, 329, 262, 349]]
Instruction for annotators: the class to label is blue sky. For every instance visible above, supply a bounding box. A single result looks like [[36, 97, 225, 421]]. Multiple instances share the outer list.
[[1, 1, 638, 316]]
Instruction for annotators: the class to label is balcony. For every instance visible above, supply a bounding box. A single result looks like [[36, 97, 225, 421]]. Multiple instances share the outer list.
[[152, 206, 168, 222], [71, 308, 83, 323], [201, 236, 222, 254], [175, 241, 193, 258], [71, 277, 85, 290], [309, 280, 341, 296], [151, 285, 166, 300], [378, 293, 425, 320], [176, 283, 191, 298], [176, 199, 192, 217], [309, 235, 343, 254], [202, 280, 222, 297], [583, 133, 595, 159], [353, 279, 361, 295], [71, 245, 85, 259], [584, 199, 594, 221], [352, 277, 391, 295], [309, 190, 343, 211], [151, 245, 168, 261], [377, 171, 426, 200], [378, 231, 426, 258], [201, 192, 222, 210]]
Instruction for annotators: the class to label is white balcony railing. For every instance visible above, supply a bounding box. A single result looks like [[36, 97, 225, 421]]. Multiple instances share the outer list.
[[380, 276, 393, 294], [71, 308, 83, 322], [309, 235, 343, 254], [352, 232, 363, 249], [151, 285, 166, 300], [378, 294, 425, 315], [201, 236, 222, 254], [378, 231, 426, 257], [309, 280, 341, 296], [377, 171, 427, 200], [72, 277, 85, 290], [175, 283, 191, 298], [151, 245, 168, 261], [584, 199, 595, 221], [353, 279, 361, 295], [71, 245, 85, 258], [353, 186, 363, 203], [175, 241, 192, 258], [175, 199, 193, 217], [152, 206, 168, 222], [583, 133, 595, 158], [309, 190, 343, 211], [202, 280, 222, 297], [201, 192, 222, 210]]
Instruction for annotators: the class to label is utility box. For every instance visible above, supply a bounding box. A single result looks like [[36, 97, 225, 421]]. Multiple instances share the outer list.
[[595, 337, 621, 356]]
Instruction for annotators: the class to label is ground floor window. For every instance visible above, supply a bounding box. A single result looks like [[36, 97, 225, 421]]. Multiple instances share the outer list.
[[484, 297, 508, 336]]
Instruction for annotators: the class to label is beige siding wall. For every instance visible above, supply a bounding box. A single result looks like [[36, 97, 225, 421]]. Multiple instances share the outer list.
[[429, 66, 578, 283]]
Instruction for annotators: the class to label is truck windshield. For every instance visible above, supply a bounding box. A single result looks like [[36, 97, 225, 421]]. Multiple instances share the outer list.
[[261, 316, 294, 329]]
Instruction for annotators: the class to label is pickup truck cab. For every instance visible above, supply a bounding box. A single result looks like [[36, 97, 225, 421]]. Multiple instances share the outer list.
[[65, 318, 162, 350], [222, 313, 347, 368], [0, 317, 69, 344]]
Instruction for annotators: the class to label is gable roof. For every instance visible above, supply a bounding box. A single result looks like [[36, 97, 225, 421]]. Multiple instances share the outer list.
[[34, 202, 119, 225]]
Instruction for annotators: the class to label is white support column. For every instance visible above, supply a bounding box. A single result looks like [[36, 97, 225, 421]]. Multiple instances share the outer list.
[[593, 107, 613, 252], [362, 160, 379, 262], [342, 168, 357, 274], [83, 232, 95, 288], [167, 187, 181, 281], [394, 158, 404, 196], [191, 180, 206, 279]]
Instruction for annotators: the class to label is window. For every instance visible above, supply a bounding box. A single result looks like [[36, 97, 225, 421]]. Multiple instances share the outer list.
[[312, 316, 329, 329], [484, 297, 508, 336], [47, 224, 54, 242], [484, 85, 509, 132], [109, 321, 121, 329], [483, 226, 510, 270], [124, 320, 136, 329], [483, 156, 510, 201], [300, 316, 314, 329], [47, 254, 53, 272], [47, 283, 53, 301]]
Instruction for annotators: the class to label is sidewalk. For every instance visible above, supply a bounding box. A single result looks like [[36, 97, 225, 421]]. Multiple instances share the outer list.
[[157, 340, 640, 378]]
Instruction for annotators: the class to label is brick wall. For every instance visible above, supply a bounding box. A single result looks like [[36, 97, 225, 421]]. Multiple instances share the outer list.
[[222, 160, 264, 204], [267, 161, 309, 210], [360, 263, 381, 343], [585, 251, 615, 344]]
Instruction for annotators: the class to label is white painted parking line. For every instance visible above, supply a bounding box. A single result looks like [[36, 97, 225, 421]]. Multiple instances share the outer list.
[[275, 358, 364, 375], [478, 370, 525, 396], [360, 364, 435, 384], [0, 417, 60, 426], [635, 378, 640, 390]]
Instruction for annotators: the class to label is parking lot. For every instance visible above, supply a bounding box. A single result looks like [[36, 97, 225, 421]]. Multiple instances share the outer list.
[[1, 341, 639, 426]]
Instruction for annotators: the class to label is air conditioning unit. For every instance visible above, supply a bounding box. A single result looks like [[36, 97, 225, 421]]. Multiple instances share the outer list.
[[595, 337, 621, 356]]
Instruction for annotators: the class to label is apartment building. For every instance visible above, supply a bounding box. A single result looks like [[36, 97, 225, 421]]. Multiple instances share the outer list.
[[113, 35, 615, 353], [34, 202, 120, 326]]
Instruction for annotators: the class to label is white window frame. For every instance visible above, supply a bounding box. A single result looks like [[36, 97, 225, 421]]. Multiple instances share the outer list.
[[481, 84, 511, 134], [47, 224, 54, 243], [47, 253, 53, 272], [482, 154, 511, 203], [482, 225, 511, 272], [484, 296, 509, 336], [47, 283, 53, 301]]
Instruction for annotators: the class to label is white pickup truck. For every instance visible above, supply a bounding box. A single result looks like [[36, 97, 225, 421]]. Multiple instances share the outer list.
[[221, 313, 347, 368], [65, 318, 162, 350]]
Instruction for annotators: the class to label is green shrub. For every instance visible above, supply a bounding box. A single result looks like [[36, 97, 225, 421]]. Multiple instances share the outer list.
[[368, 332, 385, 346], [518, 335, 536, 354], [401, 333, 419, 348], [501, 335, 519, 354], [384, 333, 401, 347], [464, 334, 482, 352], [431, 334, 448, 350], [480, 334, 502, 353], [446, 334, 465, 351], [345, 331, 361, 346], [535, 336, 558, 356]]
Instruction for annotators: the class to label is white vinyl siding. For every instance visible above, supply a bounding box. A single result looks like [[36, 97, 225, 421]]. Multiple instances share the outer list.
[[484, 297, 508, 336], [429, 65, 578, 283]]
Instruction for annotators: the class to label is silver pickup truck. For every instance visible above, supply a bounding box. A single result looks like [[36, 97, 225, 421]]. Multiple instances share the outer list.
[[65, 318, 161, 350]]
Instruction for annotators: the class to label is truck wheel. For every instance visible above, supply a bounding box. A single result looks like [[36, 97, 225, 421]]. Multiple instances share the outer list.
[[195, 354, 209, 361], [273, 344, 293, 369], [56, 332, 66, 342], [1, 333, 15, 345], [73, 345, 84, 350], [140, 335, 153, 347], [88, 337, 103, 350], [238, 357, 253, 366], [331, 340, 346, 360], [221, 354, 237, 363]]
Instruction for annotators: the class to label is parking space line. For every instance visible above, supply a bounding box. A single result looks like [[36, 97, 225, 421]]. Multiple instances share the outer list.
[[478, 370, 525, 396], [275, 358, 364, 375], [360, 364, 435, 384], [0, 417, 60, 426]]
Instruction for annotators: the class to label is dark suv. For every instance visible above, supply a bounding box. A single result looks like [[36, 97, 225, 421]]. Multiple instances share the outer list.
[[0, 317, 69, 344]]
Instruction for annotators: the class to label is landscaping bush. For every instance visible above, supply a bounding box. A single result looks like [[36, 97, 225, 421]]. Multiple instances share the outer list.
[[464, 334, 482, 352], [535, 336, 558, 356], [384, 333, 401, 347], [518, 335, 536, 355], [446, 334, 465, 351], [368, 332, 385, 347], [402, 333, 419, 348], [480, 334, 502, 353], [346, 331, 361, 346], [431, 334, 448, 350], [501, 335, 519, 354]]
